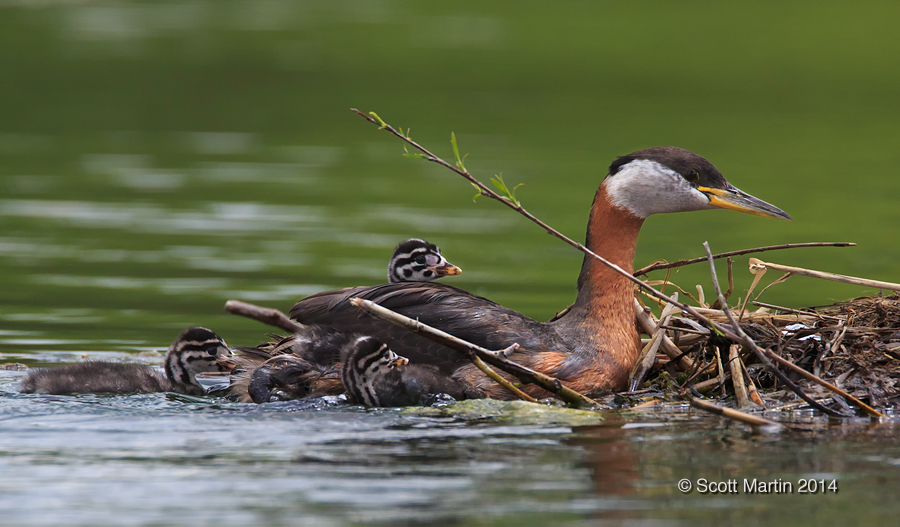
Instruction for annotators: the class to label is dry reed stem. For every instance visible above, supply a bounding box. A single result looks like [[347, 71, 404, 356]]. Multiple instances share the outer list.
[[691, 306, 819, 326], [714, 345, 726, 398], [751, 301, 844, 321], [749, 259, 900, 291], [728, 344, 752, 408]]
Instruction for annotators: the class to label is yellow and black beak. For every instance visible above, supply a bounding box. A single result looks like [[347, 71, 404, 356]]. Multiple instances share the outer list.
[[699, 184, 792, 220], [431, 262, 463, 278]]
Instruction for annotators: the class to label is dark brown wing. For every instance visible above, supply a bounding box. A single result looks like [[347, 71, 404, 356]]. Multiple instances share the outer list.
[[290, 282, 557, 374]]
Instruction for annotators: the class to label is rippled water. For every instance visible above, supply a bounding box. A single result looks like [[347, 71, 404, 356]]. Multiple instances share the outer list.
[[3, 380, 900, 526], [3, 2, 900, 525]]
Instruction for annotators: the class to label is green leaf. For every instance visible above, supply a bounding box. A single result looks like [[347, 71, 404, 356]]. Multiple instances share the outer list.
[[451, 132, 466, 172], [369, 111, 387, 128], [403, 153, 427, 159], [491, 176, 507, 193], [490, 173, 524, 207]]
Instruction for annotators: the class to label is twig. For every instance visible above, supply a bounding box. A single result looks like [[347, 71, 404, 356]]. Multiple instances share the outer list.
[[827, 325, 847, 357], [749, 259, 900, 291], [764, 350, 884, 418], [703, 242, 852, 418], [225, 299, 304, 333], [630, 398, 662, 410], [728, 344, 752, 408], [349, 297, 598, 407], [629, 294, 680, 390], [751, 301, 843, 321], [633, 299, 694, 371], [656, 324, 708, 336], [714, 344, 726, 398], [352, 109, 743, 344], [689, 397, 783, 431], [634, 242, 856, 276], [741, 359, 765, 407], [693, 373, 729, 394], [815, 322, 846, 377]]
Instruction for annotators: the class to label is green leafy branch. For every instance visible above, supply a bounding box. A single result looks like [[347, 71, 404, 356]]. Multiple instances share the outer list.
[[490, 173, 524, 208]]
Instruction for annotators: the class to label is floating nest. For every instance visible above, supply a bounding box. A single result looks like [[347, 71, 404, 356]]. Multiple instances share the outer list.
[[635, 294, 900, 413]]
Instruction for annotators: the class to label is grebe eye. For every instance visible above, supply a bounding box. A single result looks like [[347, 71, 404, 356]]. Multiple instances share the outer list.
[[684, 169, 699, 183], [414, 255, 427, 265]]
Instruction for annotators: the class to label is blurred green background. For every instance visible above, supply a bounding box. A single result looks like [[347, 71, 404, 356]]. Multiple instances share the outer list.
[[1, 1, 899, 357]]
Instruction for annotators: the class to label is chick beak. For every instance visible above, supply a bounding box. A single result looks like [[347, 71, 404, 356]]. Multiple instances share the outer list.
[[390, 355, 409, 368], [699, 183, 792, 220], [432, 262, 462, 277], [216, 357, 239, 372]]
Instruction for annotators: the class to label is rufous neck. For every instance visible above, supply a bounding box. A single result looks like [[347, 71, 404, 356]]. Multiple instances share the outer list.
[[571, 183, 644, 316]]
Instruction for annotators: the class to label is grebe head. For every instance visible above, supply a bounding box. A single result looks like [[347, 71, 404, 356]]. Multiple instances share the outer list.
[[164, 327, 233, 388], [341, 336, 408, 406], [603, 146, 791, 220], [388, 238, 462, 283]]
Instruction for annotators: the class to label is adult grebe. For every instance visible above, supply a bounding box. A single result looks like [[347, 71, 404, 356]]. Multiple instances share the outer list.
[[289, 147, 791, 397]]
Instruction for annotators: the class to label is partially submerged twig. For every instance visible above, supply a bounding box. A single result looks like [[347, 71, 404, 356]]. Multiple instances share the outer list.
[[225, 299, 304, 333], [689, 397, 783, 431], [350, 297, 597, 407]]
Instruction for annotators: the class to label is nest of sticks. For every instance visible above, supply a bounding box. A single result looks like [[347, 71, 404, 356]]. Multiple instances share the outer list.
[[637, 293, 900, 413]]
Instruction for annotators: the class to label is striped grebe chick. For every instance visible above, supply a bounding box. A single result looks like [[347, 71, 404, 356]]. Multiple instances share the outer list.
[[20, 327, 232, 396], [388, 238, 461, 283], [341, 336, 479, 407]]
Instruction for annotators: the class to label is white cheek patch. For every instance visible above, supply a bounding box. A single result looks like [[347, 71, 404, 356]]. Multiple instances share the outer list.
[[604, 159, 713, 218]]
